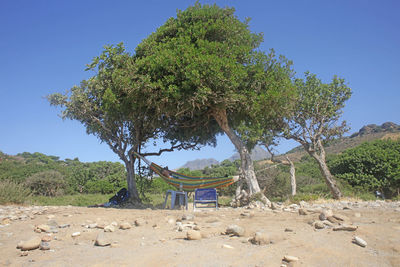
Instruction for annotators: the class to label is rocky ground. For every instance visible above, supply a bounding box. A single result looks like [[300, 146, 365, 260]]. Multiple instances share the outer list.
[[1, 200, 400, 267]]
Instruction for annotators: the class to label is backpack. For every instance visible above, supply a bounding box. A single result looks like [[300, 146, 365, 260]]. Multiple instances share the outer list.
[[109, 188, 130, 205]]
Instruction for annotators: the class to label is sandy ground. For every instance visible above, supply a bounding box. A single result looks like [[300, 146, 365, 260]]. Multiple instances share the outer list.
[[1, 201, 400, 267]]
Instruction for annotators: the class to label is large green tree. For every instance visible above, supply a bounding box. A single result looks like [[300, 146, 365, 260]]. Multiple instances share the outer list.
[[283, 72, 352, 199], [135, 3, 293, 203], [48, 44, 204, 203]]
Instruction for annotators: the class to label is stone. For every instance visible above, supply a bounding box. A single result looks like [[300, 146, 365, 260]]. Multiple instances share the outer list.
[[47, 219, 58, 228], [37, 224, 51, 233], [110, 221, 118, 227], [298, 208, 308, 215], [41, 235, 52, 242], [250, 232, 270, 245], [20, 236, 41, 251], [119, 222, 131, 230], [2, 218, 11, 225], [95, 232, 111, 246], [104, 225, 115, 232], [96, 223, 106, 229], [333, 225, 358, 231], [186, 230, 202, 240], [327, 216, 340, 224], [284, 228, 294, 232], [182, 214, 194, 221], [71, 232, 81, 237], [353, 236, 367, 247], [354, 212, 361, 218], [58, 224, 70, 228], [333, 214, 349, 221], [319, 209, 333, 221], [88, 223, 98, 229], [283, 255, 299, 262], [167, 218, 176, 225], [39, 241, 50, 250], [314, 221, 325, 229], [135, 218, 146, 226], [226, 225, 245, 237], [222, 244, 234, 249]]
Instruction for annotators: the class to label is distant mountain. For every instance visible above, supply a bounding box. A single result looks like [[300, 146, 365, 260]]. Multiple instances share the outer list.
[[228, 145, 271, 162], [180, 158, 219, 170]]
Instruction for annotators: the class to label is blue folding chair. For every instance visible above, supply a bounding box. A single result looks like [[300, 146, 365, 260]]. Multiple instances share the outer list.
[[193, 188, 218, 211]]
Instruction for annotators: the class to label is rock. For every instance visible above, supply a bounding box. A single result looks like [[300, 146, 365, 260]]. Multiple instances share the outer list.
[[283, 255, 299, 262], [47, 219, 58, 228], [354, 213, 361, 218], [135, 218, 146, 226], [314, 221, 325, 229], [71, 232, 81, 237], [39, 241, 50, 250], [353, 236, 367, 247], [222, 244, 234, 249], [95, 232, 111, 246], [41, 235, 52, 242], [104, 225, 115, 232], [226, 225, 245, 237], [20, 236, 41, 251], [88, 223, 98, 229], [182, 214, 194, 221], [322, 220, 334, 227], [59, 224, 70, 228], [298, 208, 308, 215], [36, 224, 51, 233], [119, 222, 131, 230], [284, 228, 294, 232], [250, 232, 270, 245], [333, 225, 358, 231], [319, 209, 333, 221], [2, 218, 11, 225], [333, 214, 349, 222], [110, 221, 118, 227], [96, 223, 106, 229], [47, 215, 55, 219], [186, 230, 202, 240], [167, 218, 176, 225], [20, 251, 29, 257], [327, 216, 340, 224]]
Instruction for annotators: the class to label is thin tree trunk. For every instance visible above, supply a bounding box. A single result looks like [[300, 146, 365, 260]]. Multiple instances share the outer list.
[[212, 108, 271, 206], [125, 160, 141, 203], [311, 154, 342, 199], [285, 156, 296, 196]]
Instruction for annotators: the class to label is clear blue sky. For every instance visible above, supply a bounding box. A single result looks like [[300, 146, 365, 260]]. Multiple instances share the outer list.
[[1, 0, 399, 169]]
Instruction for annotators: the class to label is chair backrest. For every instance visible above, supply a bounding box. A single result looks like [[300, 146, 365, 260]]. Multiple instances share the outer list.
[[195, 188, 217, 201]]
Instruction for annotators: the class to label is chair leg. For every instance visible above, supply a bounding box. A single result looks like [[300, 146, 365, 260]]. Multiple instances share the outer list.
[[163, 192, 170, 209], [170, 192, 176, 209], [185, 192, 188, 210]]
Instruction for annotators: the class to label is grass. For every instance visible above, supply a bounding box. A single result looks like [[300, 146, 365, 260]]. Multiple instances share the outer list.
[[26, 193, 112, 206]]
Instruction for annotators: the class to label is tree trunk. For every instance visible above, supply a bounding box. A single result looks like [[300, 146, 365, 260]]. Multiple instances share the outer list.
[[124, 160, 141, 203], [286, 156, 296, 196], [311, 154, 342, 199], [212, 108, 271, 206]]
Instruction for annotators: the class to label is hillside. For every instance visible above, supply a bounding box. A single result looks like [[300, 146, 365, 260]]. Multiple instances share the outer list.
[[281, 122, 400, 162]]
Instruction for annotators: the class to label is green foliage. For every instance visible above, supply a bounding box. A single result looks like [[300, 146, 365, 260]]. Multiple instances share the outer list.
[[25, 170, 66, 196], [329, 139, 400, 197], [0, 180, 31, 204], [27, 193, 112, 207]]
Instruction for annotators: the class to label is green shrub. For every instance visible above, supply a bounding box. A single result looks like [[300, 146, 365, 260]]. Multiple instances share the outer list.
[[289, 193, 320, 203], [25, 170, 66, 196], [0, 180, 31, 204], [27, 193, 112, 206], [85, 180, 115, 194]]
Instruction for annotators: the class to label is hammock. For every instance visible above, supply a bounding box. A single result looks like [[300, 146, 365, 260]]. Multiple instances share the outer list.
[[133, 152, 237, 191]]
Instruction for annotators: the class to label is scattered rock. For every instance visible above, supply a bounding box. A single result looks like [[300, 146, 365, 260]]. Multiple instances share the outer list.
[[319, 209, 333, 221], [327, 216, 340, 224], [71, 232, 81, 237], [298, 208, 308, 215], [333, 225, 358, 231], [249, 232, 270, 245], [182, 214, 194, 221], [39, 241, 50, 250], [284, 228, 294, 232], [134, 218, 146, 226], [41, 235, 52, 242], [167, 218, 176, 225], [353, 236, 367, 247], [104, 225, 115, 232], [354, 213, 361, 218], [226, 225, 245, 237], [59, 224, 70, 228], [20, 251, 29, 257], [36, 224, 51, 233], [88, 223, 98, 229], [95, 232, 111, 246], [20, 237, 41, 251], [314, 221, 325, 229], [283, 255, 299, 262], [119, 222, 131, 230], [2, 218, 11, 225], [222, 244, 234, 249], [332, 214, 349, 222], [186, 230, 202, 240]]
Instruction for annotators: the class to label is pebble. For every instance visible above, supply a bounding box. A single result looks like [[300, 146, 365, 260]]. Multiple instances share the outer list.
[[182, 214, 194, 221], [19, 236, 41, 251], [41, 235, 52, 242], [333, 225, 358, 231], [135, 218, 146, 226], [249, 232, 270, 245], [222, 244, 234, 249], [354, 213, 361, 218], [59, 224, 70, 228], [95, 232, 111, 246], [332, 214, 349, 221], [71, 232, 81, 237], [319, 209, 333, 221], [353, 236, 367, 247], [186, 230, 202, 240], [104, 225, 115, 232], [314, 221, 325, 229], [39, 241, 50, 250], [283, 255, 299, 262], [36, 224, 51, 233], [298, 208, 308, 215], [119, 222, 132, 230], [226, 225, 245, 237]]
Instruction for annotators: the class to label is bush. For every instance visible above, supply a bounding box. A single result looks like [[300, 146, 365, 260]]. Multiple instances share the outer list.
[[25, 170, 66, 196], [0, 180, 31, 204], [85, 180, 115, 194]]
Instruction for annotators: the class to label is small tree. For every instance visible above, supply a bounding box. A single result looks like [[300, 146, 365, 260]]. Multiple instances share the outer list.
[[283, 72, 352, 199]]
